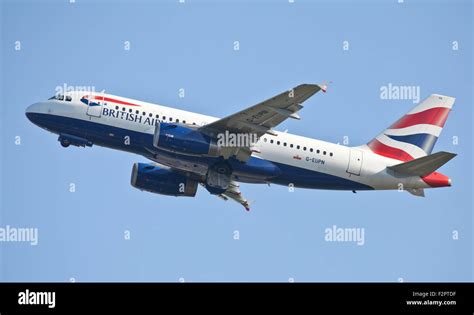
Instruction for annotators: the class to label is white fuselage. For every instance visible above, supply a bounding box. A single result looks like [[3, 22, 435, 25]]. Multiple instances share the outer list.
[[25, 91, 434, 191]]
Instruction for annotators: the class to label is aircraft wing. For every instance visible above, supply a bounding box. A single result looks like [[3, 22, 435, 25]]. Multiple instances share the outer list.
[[198, 83, 326, 160], [217, 181, 251, 211], [199, 84, 327, 161]]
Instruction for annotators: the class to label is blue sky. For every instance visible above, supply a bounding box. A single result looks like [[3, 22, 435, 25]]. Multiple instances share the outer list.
[[1, 0, 472, 281]]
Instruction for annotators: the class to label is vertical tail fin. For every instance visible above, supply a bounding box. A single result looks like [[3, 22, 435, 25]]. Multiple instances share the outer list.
[[367, 94, 455, 161]]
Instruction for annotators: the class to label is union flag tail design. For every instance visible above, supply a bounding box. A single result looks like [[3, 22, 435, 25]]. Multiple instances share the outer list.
[[367, 94, 455, 161]]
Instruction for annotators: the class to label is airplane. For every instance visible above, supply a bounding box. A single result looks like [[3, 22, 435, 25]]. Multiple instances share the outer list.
[[25, 84, 456, 211]]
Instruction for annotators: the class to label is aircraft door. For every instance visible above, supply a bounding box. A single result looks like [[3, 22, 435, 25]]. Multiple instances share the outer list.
[[347, 148, 363, 176], [86, 95, 103, 118]]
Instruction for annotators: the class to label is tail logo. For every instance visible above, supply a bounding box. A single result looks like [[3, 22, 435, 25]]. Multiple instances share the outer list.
[[367, 95, 454, 161]]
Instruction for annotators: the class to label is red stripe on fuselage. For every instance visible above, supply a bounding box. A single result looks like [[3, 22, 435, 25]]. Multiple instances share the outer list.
[[389, 107, 450, 129], [367, 139, 414, 161], [90, 96, 141, 107]]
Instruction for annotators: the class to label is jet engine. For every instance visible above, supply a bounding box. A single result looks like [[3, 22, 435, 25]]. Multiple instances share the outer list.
[[131, 163, 198, 197], [153, 123, 221, 157]]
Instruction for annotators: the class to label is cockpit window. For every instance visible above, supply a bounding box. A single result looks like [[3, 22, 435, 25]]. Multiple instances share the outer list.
[[49, 94, 64, 100], [49, 94, 72, 101]]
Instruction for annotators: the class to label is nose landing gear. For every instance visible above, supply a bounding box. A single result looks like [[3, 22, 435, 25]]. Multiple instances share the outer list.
[[60, 139, 70, 148], [58, 134, 93, 148]]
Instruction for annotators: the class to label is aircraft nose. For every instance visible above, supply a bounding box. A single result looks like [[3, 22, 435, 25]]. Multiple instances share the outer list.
[[25, 102, 44, 124]]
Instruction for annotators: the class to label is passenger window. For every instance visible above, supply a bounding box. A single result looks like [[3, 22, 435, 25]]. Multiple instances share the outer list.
[[283, 142, 287, 146], [263, 138, 267, 142], [169, 117, 172, 121], [303, 147, 307, 151], [270, 140, 274, 144], [297, 145, 300, 149], [330, 152, 333, 157], [115, 106, 119, 110], [176, 119, 179, 123], [183, 120, 186, 124], [156, 114, 159, 119], [136, 110, 139, 114], [323, 151, 327, 155], [122, 107, 126, 112], [317, 149, 320, 154], [290, 144, 293, 148], [149, 113, 153, 117], [277, 141, 280, 145], [129, 109, 132, 113], [310, 148, 313, 152], [163, 116, 166, 120], [142, 112, 146, 116], [58, 95, 64, 101], [65, 96, 72, 102]]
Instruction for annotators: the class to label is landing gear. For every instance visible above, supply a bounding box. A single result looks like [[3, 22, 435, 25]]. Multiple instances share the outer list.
[[215, 163, 231, 175], [60, 139, 70, 148], [205, 161, 232, 195], [58, 134, 93, 148]]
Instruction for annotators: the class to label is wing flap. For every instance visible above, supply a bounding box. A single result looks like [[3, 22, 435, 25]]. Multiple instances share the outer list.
[[219, 181, 251, 211]]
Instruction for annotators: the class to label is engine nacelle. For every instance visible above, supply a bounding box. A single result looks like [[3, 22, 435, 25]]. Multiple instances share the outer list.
[[153, 123, 220, 156], [131, 163, 198, 197]]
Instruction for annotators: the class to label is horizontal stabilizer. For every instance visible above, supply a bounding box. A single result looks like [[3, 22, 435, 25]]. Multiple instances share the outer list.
[[387, 151, 456, 177]]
